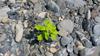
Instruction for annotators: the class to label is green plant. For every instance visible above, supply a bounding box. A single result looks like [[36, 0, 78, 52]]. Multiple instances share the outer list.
[[34, 19, 58, 42]]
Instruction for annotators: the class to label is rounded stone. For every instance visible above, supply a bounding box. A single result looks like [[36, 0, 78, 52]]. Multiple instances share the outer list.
[[93, 24, 100, 36]]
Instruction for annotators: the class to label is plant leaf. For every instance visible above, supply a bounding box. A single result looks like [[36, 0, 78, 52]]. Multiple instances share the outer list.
[[51, 34, 57, 40], [44, 32, 49, 40], [35, 24, 45, 30], [37, 34, 43, 41]]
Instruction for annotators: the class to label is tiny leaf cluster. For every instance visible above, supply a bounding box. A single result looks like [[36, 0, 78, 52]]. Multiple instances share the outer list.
[[34, 19, 58, 42]]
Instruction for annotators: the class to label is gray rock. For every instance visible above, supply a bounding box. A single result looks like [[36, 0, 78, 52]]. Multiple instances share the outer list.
[[91, 35, 100, 46], [95, 16, 100, 23], [65, 0, 86, 9], [60, 35, 73, 47], [45, 51, 53, 56], [57, 19, 74, 37], [0, 6, 10, 20], [69, 52, 75, 56], [54, 48, 68, 56], [34, 3, 42, 13], [0, 33, 7, 42], [73, 46, 78, 54], [82, 39, 92, 48], [67, 43, 74, 52], [9, 0, 15, 3], [45, 0, 60, 14], [93, 24, 100, 36], [79, 47, 100, 56]]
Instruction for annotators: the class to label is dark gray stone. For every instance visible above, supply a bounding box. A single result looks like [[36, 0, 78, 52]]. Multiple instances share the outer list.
[[60, 35, 73, 47], [54, 48, 68, 56], [45, 0, 60, 13]]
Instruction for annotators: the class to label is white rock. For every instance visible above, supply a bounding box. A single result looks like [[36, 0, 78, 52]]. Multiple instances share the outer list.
[[87, 9, 91, 20], [1, 17, 9, 24], [15, 21, 23, 42], [49, 47, 58, 53], [0, 6, 10, 21], [23, 20, 28, 28], [38, 12, 47, 18]]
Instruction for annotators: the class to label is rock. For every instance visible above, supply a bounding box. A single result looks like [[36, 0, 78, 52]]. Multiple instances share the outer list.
[[79, 47, 100, 56], [37, 12, 47, 18], [34, 3, 42, 13], [82, 39, 92, 48], [0, 33, 7, 42], [0, 6, 10, 20], [91, 35, 100, 46], [73, 46, 78, 54], [65, 0, 86, 9], [45, 51, 53, 56], [1, 17, 9, 24], [57, 19, 74, 37], [38, 47, 45, 54], [30, 0, 38, 3], [95, 16, 100, 23], [91, 9, 98, 18], [54, 48, 68, 56], [23, 20, 28, 28], [45, 0, 60, 13], [15, 20, 23, 42], [69, 52, 75, 56], [60, 35, 73, 47], [87, 9, 91, 20], [9, 0, 15, 3], [93, 24, 100, 36], [4, 51, 11, 56], [67, 43, 74, 52], [49, 47, 58, 53], [0, 1, 5, 8], [75, 41, 85, 50]]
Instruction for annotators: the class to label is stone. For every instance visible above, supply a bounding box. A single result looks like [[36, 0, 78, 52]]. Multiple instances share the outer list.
[[65, 0, 86, 9], [34, 3, 42, 13], [23, 20, 28, 28], [82, 39, 92, 48], [37, 12, 47, 18], [87, 9, 91, 20], [75, 41, 85, 50], [93, 24, 100, 36], [0, 6, 10, 20], [30, 0, 38, 3], [54, 48, 68, 56], [1, 17, 9, 24], [49, 47, 58, 53], [95, 16, 100, 23], [0, 33, 7, 42], [57, 19, 74, 37], [79, 47, 100, 56], [9, 0, 15, 3], [67, 43, 74, 52], [45, 0, 60, 13], [45, 51, 53, 56], [91, 35, 100, 46], [60, 35, 73, 47], [15, 20, 23, 42]]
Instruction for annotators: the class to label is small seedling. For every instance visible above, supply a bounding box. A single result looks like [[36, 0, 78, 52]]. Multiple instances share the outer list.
[[34, 19, 58, 42]]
